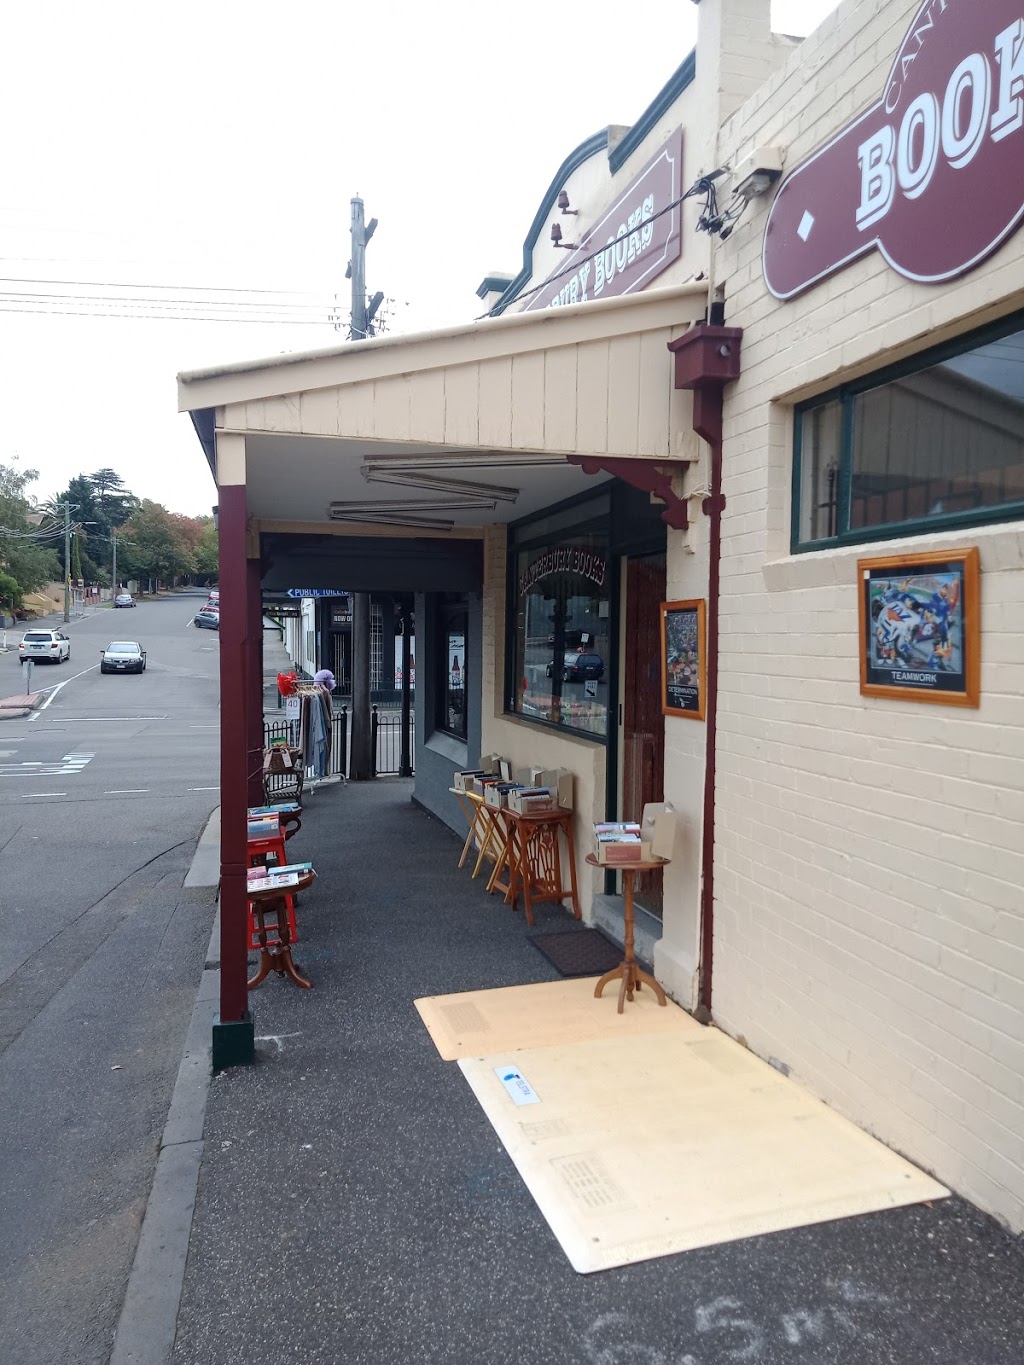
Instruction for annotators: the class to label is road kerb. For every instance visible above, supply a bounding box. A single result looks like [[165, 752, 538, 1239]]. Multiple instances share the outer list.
[[110, 850, 222, 1363]]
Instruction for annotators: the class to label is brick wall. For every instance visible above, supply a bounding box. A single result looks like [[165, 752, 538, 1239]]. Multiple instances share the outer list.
[[709, 0, 1024, 1232]]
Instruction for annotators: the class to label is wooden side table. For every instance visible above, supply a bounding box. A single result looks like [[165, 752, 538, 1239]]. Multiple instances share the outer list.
[[505, 808, 581, 927], [247, 868, 317, 991], [585, 853, 668, 1014]]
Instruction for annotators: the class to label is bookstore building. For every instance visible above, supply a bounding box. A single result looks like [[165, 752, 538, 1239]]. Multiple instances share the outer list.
[[180, 0, 1024, 1234]]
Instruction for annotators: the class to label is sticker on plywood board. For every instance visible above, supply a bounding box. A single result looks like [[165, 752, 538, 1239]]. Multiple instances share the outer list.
[[497, 1066, 540, 1106]]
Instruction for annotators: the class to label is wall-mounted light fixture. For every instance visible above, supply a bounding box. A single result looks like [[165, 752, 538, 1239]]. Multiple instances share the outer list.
[[328, 497, 498, 516], [551, 222, 577, 250], [362, 466, 520, 503], [361, 452, 565, 471], [327, 508, 456, 532], [556, 190, 578, 215]]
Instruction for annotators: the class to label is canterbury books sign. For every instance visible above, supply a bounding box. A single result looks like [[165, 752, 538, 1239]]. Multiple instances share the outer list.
[[763, 0, 1024, 299]]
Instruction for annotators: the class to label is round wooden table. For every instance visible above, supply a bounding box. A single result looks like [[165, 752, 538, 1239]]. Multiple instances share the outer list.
[[585, 853, 668, 1014], [247, 868, 316, 991]]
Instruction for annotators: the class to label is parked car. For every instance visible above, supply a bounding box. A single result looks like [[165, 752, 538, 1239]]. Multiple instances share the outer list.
[[545, 651, 604, 682], [194, 606, 220, 630], [206, 590, 220, 607], [114, 593, 135, 608], [100, 640, 146, 674], [19, 629, 71, 664]]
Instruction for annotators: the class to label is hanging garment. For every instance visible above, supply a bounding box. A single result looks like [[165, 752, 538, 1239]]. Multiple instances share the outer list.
[[317, 684, 334, 772], [308, 690, 328, 778]]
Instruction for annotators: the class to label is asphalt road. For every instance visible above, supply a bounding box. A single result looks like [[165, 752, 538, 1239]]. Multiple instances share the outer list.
[[0, 591, 221, 1365]]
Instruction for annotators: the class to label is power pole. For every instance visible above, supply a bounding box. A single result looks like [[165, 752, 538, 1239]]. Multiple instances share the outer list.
[[111, 532, 118, 597], [62, 502, 73, 623], [346, 197, 384, 340]]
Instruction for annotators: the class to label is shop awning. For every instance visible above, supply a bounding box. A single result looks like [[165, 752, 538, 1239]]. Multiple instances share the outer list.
[[177, 282, 708, 534]]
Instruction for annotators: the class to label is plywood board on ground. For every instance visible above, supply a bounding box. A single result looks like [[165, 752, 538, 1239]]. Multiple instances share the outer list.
[[415, 977, 700, 1061], [459, 1029, 948, 1273]]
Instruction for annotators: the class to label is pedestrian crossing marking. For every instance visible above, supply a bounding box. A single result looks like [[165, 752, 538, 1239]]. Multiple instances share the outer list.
[[0, 752, 95, 778]]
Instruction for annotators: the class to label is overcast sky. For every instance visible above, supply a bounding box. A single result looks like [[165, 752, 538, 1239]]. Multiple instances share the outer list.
[[0, 0, 840, 517]]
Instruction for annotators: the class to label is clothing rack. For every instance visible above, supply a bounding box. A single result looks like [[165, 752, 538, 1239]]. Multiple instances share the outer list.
[[294, 682, 334, 784]]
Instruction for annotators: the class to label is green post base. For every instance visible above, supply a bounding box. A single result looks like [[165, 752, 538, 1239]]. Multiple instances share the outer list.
[[211, 1012, 256, 1071]]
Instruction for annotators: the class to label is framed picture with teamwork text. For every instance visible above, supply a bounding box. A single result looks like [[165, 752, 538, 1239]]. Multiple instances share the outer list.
[[858, 547, 980, 707], [660, 599, 706, 720]]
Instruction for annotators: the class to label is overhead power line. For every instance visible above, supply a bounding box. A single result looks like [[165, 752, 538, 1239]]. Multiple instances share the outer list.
[[0, 273, 338, 300], [0, 288, 335, 314], [0, 301, 340, 326], [0, 272, 344, 326]]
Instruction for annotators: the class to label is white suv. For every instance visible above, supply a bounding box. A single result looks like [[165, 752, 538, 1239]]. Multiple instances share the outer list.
[[19, 629, 71, 665]]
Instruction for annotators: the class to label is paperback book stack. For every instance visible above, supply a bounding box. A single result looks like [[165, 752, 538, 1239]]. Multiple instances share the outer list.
[[593, 821, 643, 865]]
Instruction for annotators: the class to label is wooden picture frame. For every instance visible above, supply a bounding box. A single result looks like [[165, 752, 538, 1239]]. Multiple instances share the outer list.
[[858, 547, 980, 707], [660, 599, 706, 720]]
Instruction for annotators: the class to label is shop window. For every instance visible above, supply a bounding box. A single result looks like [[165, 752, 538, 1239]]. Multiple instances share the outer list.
[[794, 316, 1024, 550], [437, 598, 468, 741], [508, 496, 610, 739]]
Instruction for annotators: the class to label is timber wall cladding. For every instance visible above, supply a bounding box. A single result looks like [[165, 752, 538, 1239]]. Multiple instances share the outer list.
[[237, 335, 701, 461], [710, 0, 1024, 1233]]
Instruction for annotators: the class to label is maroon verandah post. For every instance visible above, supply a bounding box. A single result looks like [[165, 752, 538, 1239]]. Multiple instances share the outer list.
[[246, 555, 265, 810], [212, 483, 256, 1068]]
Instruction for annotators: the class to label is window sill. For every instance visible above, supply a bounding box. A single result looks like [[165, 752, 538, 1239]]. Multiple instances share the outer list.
[[500, 709, 608, 745], [425, 731, 469, 765], [766, 520, 1024, 592]]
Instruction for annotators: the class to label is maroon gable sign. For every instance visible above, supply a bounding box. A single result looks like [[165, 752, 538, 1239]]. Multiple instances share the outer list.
[[524, 128, 683, 312], [764, 0, 1024, 299]]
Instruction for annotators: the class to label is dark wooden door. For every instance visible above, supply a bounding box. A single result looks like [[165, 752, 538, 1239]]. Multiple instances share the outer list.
[[622, 554, 666, 914]]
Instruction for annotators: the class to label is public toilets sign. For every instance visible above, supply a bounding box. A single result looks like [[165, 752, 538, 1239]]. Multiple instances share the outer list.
[[763, 0, 1024, 299]]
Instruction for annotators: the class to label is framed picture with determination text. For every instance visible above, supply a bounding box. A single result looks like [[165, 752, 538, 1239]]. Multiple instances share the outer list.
[[660, 599, 706, 720]]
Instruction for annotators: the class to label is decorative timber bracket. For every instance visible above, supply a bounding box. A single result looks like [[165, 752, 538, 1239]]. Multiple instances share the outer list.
[[565, 455, 691, 530]]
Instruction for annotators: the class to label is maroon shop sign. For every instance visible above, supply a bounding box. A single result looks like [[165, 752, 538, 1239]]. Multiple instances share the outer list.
[[524, 128, 684, 312], [763, 0, 1024, 299]]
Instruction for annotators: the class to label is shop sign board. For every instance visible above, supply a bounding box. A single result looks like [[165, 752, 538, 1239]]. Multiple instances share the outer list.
[[524, 128, 684, 312], [764, 0, 1024, 299]]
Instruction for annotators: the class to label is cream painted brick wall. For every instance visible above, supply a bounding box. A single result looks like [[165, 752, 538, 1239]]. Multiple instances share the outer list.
[[706, 0, 1024, 1233]]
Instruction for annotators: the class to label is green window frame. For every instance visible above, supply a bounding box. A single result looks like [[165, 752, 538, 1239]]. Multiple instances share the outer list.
[[792, 311, 1024, 553]]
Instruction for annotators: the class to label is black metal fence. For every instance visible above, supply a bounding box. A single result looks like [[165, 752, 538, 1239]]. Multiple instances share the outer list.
[[263, 705, 414, 784], [371, 705, 414, 776]]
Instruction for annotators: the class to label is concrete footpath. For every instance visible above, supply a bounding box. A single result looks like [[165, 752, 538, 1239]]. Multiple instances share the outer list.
[[111, 782, 1024, 1365]]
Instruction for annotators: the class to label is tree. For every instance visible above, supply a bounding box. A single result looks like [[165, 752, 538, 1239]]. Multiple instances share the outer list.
[[119, 500, 196, 585], [0, 461, 61, 600], [0, 570, 22, 614], [88, 469, 138, 531], [193, 518, 218, 578]]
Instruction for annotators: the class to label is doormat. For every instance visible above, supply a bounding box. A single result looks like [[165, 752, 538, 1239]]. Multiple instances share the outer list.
[[528, 928, 622, 978]]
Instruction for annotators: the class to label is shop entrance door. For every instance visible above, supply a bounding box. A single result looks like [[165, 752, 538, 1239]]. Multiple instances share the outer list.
[[621, 552, 666, 915]]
